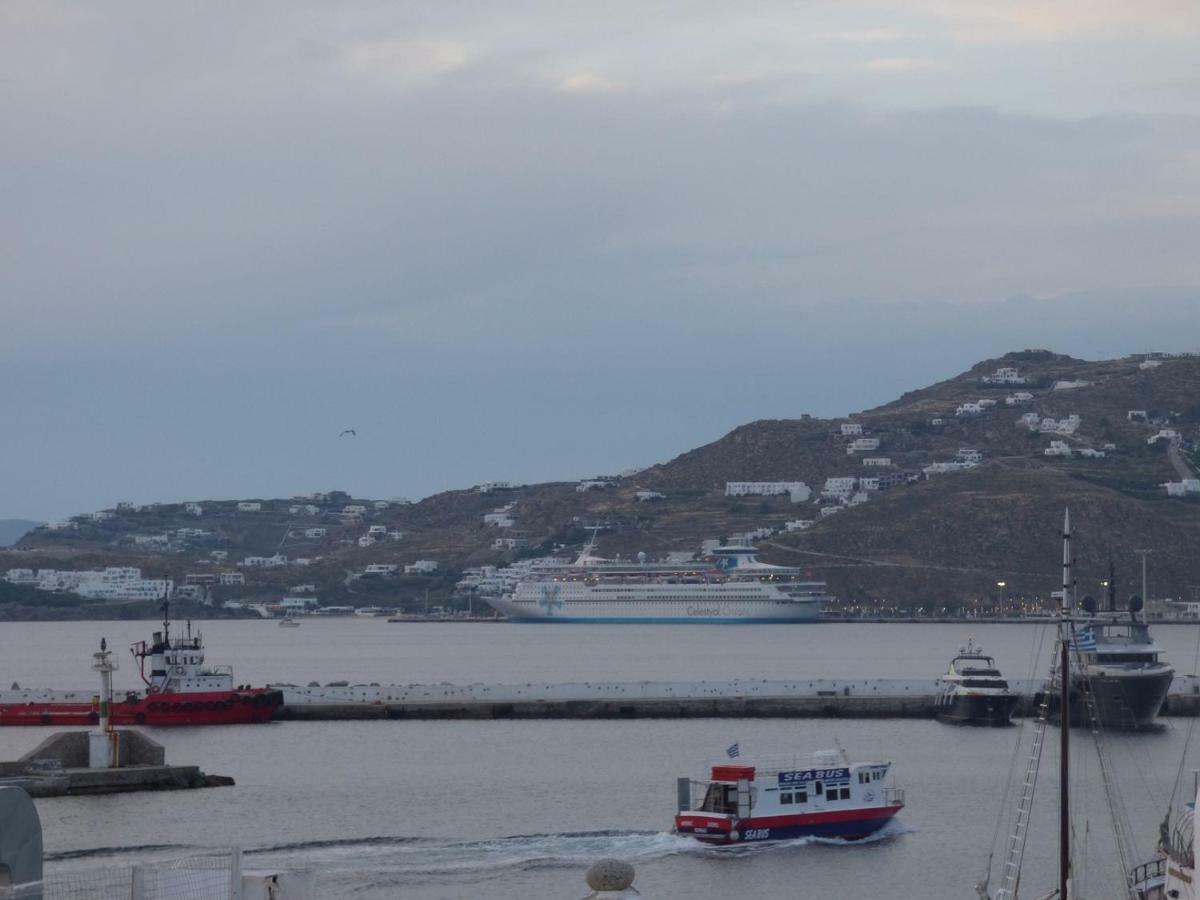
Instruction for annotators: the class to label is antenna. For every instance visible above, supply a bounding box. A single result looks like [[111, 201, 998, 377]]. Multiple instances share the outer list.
[[1134, 549, 1152, 604]]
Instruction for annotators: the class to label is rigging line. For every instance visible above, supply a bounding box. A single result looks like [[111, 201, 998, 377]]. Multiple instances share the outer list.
[[1168, 626, 1200, 814], [1070, 639, 1138, 885]]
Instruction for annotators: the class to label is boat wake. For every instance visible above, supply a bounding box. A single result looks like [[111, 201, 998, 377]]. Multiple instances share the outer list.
[[244, 820, 913, 888]]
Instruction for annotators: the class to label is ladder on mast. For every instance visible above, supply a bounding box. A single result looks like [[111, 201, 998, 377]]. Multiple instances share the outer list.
[[993, 649, 1057, 900]]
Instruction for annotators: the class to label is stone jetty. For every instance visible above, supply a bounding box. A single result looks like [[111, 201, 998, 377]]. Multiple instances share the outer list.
[[271, 675, 1200, 720]]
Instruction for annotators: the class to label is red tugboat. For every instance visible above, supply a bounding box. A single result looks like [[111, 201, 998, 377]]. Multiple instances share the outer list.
[[0, 604, 282, 726]]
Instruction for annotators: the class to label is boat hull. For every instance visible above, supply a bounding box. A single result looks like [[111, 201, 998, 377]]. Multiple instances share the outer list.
[[485, 595, 822, 623], [675, 805, 903, 845], [1047, 667, 1174, 730], [0, 689, 283, 727], [934, 692, 1019, 726]]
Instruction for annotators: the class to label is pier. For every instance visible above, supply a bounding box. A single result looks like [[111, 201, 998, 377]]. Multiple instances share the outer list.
[[272, 675, 1200, 720]]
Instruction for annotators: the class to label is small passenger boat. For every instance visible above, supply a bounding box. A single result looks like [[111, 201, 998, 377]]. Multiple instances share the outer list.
[[674, 748, 904, 844], [278, 617, 301, 628], [934, 637, 1019, 726]]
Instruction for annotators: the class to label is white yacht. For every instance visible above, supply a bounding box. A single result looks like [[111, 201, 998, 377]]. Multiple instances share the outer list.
[[484, 541, 829, 623]]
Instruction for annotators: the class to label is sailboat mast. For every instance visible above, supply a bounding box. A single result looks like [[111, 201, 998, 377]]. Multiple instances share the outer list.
[[1059, 509, 1072, 899]]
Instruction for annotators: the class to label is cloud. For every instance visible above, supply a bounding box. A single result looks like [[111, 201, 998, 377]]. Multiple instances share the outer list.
[[557, 72, 626, 94], [863, 57, 943, 73], [340, 37, 469, 87]]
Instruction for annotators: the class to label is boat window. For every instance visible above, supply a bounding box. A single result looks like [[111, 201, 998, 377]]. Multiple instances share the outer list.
[[781, 792, 793, 805], [840, 787, 851, 800], [796, 790, 807, 803], [814, 782, 823, 795]]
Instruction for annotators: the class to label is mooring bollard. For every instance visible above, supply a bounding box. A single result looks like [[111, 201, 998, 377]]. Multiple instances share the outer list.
[[581, 858, 639, 898]]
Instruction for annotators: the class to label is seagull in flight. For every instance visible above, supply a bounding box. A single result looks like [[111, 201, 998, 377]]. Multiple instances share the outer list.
[[339, 429, 357, 437]]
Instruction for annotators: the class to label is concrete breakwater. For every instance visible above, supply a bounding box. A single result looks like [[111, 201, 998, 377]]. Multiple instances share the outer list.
[[272, 675, 1200, 720]]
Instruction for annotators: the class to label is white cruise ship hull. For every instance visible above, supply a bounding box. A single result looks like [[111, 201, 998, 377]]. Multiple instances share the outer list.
[[485, 592, 823, 624]]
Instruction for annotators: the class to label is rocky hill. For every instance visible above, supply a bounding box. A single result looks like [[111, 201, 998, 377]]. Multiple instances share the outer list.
[[5, 350, 1199, 614]]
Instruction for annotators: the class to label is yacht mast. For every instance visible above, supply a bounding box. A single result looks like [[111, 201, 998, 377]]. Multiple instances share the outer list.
[[1060, 509, 1072, 899]]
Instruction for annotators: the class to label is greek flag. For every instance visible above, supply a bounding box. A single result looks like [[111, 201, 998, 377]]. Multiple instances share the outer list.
[[1074, 626, 1098, 652], [726, 742, 740, 759]]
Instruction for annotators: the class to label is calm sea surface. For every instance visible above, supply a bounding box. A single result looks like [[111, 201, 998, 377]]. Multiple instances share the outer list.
[[3, 619, 1199, 899]]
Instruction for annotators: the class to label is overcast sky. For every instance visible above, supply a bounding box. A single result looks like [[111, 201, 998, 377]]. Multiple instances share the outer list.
[[3, 2, 1200, 521]]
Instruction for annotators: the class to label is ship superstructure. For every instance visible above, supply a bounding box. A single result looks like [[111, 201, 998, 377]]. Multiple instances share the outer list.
[[484, 540, 829, 623]]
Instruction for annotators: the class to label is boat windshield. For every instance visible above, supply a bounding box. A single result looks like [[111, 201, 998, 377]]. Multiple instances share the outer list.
[[699, 783, 738, 815]]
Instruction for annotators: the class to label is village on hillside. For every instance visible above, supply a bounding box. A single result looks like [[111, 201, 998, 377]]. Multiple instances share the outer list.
[[4, 350, 1199, 620]]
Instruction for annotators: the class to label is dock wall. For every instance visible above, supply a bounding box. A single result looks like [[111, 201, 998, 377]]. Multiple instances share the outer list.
[[272, 675, 1200, 721]]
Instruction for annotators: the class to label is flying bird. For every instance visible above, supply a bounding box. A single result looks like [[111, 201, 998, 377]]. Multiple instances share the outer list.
[[339, 429, 356, 437]]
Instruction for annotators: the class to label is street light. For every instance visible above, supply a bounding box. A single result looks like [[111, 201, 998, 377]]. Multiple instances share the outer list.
[[996, 581, 1007, 609]]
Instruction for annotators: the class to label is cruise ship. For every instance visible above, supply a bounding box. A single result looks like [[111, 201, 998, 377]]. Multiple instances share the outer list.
[[484, 542, 830, 623]]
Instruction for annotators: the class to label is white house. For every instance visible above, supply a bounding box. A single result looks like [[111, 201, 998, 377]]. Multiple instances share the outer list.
[[363, 564, 398, 576], [373, 500, 390, 509], [289, 504, 321, 516], [1127, 410, 1148, 422], [859, 477, 881, 491], [1139, 359, 1162, 369], [237, 502, 262, 512], [840, 423, 864, 436], [977, 399, 998, 409], [184, 502, 203, 516], [357, 535, 377, 548], [405, 560, 439, 575], [576, 480, 610, 492], [983, 367, 1026, 384], [1148, 429, 1180, 445], [368, 525, 388, 536], [1005, 392, 1034, 406], [930, 418, 945, 426], [483, 512, 516, 527], [846, 438, 881, 454], [304, 527, 327, 539], [494, 536, 530, 550], [1078, 448, 1107, 459], [1163, 479, 1200, 496], [821, 477, 857, 498], [1053, 380, 1091, 391], [784, 520, 814, 532], [4, 569, 36, 584], [819, 505, 843, 518], [477, 481, 519, 494], [218, 572, 245, 586], [861, 457, 892, 467], [847, 491, 870, 507], [725, 482, 812, 502], [635, 491, 666, 502], [956, 402, 983, 417], [1017, 412, 1041, 427], [343, 504, 367, 515], [1045, 441, 1073, 457], [956, 448, 983, 464]]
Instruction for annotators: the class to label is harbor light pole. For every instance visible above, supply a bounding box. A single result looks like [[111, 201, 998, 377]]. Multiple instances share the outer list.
[[89, 638, 119, 769]]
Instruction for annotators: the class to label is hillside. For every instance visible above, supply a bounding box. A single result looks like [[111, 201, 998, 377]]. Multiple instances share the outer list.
[[5, 350, 1199, 613]]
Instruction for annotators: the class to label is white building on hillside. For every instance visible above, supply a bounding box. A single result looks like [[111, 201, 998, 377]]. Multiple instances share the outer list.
[[1045, 441, 1073, 457], [956, 402, 983, 417], [840, 423, 864, 436], [821, 477, 857, 498], [1139, 359, 1162, 370], [784, 520, 814, 532], [861, 457, 891, 467], [237, 502, 262, 512], [635, 491, 665, 502], [184, 502, 203, 516], [847, 438, 881, 454], [1053, 380, 1091, 391], [1005, 392, 1034, 406], [405, 560, 439, 575], [983, 367, 1026, 384], [957, 448, 983, 464], [725, 481, 812, 502]]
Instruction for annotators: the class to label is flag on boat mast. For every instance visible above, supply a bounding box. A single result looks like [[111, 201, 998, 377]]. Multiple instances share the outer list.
[[1073, 625, 1098, 652], [726, 742, 740, 759]]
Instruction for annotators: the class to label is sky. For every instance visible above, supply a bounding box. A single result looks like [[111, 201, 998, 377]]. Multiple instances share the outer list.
[[2, 1, 1200, 521]]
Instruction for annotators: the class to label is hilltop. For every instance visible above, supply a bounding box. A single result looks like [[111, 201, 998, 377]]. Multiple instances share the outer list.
[[4, 350, 1199, 615], [0, 520, 42, 547]]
